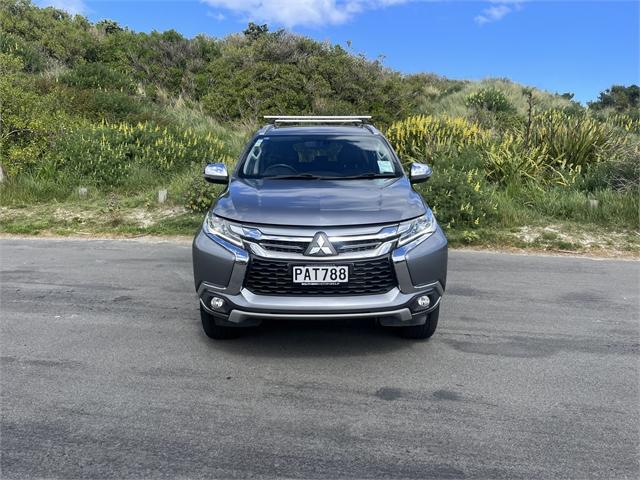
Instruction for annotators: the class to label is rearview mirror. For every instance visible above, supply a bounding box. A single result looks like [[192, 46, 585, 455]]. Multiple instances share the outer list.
[[409, 162, 432, 184], [203, 163, 229, 184]]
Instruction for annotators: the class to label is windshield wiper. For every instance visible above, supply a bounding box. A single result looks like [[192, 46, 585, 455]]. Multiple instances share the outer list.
[[264, 173, 325, 180], [263, 173, 399, 180], [330, 173, 399, 180]]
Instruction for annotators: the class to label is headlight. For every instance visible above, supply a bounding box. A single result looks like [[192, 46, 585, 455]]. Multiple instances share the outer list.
[[203, 212, 243, 247], [397, 209, 437, 247]]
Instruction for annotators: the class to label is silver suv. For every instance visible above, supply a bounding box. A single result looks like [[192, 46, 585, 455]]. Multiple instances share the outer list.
[[192, 116, 448, 339]]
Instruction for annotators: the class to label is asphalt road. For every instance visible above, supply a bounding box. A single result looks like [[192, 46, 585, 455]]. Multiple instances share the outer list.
[[1, 238, 638, 479]]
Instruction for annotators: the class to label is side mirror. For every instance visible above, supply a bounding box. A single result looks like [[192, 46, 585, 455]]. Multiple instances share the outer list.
[[203, 163, 229, 184], [409, 162, 432, 184]]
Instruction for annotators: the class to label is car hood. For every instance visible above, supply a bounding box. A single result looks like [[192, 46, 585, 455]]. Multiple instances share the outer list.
[[212, 177, 426, 227]]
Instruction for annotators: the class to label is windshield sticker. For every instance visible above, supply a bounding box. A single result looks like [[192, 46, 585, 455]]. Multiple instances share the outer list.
[[377, 160, 394, 173]]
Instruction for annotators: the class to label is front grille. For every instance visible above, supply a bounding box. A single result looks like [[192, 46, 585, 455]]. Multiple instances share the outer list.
[[338, 240, 382, 253], [256, 238, 382, 255], [244, 256, 397, 295], [258, 240, 306, 253]]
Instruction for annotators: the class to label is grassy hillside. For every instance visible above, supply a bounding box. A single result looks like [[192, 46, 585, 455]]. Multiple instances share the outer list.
[[1, 0, 638, 254]]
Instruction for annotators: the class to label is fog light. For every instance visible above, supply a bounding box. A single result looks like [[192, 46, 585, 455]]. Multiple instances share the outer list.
[[417, 295, 431, 308], [210, 296, 225, 310]]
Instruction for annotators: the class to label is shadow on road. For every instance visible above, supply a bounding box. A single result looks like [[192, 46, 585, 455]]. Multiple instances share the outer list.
[[204, 318, 415, 358]]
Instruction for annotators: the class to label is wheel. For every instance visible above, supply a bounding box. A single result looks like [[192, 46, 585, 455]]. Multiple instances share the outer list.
[[399, 306, 440, 340], [200, 305, 242, 339]]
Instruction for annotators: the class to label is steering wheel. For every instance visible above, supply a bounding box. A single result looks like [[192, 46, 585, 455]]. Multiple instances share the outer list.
[[263, 163, 298, 176]]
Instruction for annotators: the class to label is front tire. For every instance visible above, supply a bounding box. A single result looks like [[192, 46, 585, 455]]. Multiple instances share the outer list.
[[200, 305, 241, 339], [399, 306, 440, 340]]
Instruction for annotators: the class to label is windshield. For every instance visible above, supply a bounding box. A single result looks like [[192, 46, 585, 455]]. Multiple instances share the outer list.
[[238, 135, 402, 179]]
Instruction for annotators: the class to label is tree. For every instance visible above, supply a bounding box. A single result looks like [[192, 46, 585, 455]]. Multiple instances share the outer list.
[[96, 19, 123, 35], [588, 85, 640, 118], [243, 22, 269, 40]]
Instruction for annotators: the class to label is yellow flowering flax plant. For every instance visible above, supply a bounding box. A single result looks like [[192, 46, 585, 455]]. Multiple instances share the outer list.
[[48, 120, 233, 186], [527, 110, 624, 170], [385, 115, 490, 166]]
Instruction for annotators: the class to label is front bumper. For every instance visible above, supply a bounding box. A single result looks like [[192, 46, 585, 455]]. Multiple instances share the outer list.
[[192, 226, 447, 327]]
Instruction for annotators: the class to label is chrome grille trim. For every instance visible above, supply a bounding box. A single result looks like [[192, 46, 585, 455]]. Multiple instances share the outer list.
[[237, 223, 399, 238], [253, 227, 399, 244], [236, 224, 400, 261], [246, 240, 394, 261]]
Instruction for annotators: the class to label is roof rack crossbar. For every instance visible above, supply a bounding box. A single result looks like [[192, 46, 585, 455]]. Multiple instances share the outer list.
[[264, 115, 372, 126]]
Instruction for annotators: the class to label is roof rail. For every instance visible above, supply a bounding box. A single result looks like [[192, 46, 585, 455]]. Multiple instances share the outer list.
[[256, 124, 275, 135], [264, 115, 372, 126]]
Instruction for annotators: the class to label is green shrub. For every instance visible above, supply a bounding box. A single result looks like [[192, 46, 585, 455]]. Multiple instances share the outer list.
[[49, 123, 131, 185], [464, 87, 522, 131], [0, 53, 77, 177], [181, 167, 220, 213], [579, 140, 640, 193], [465, 87, 515, 113], [66, 89, 144, 122], [417, 149, 496, 229], [0, 32, 47, 72], [42, 121, 233, 186], [61, 62, 134, 92]]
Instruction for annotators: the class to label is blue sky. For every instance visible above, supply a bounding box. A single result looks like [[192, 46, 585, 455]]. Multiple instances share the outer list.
[[38, 1, 639, 103]]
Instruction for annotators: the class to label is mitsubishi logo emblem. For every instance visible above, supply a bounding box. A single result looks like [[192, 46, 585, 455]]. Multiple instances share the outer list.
[[305, 232, 337, 256]]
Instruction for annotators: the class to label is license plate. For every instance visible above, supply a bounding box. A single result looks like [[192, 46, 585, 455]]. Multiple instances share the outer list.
[[292, 265, 349, 285]]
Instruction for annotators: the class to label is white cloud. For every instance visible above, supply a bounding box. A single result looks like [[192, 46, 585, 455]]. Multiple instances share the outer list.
[[475, 4, 510, 25], [207, 11, 227, 21], [475, 0, 524, 26], [201, 0, 411, 28], [37, 0, 87, 15]]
